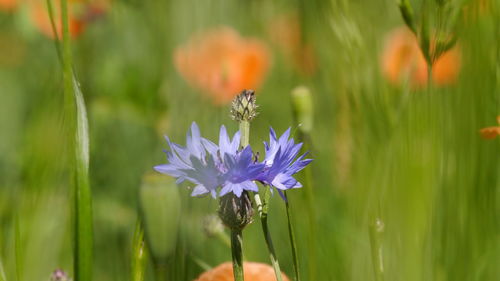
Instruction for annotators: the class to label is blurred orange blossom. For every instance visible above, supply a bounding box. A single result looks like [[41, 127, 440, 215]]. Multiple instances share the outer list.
[[479, 116, 500, 139], [29, 0, 109, 39], [174, 27, 271, 105], [267, 13, 316, 75], [194, 262, 290, 281], [0, 0, 17, 11], [381, 27, 461, 87]]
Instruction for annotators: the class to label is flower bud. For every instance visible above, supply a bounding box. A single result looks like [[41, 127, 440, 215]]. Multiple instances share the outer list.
[[291, 86, 314, 134], [218, 191, 254, 230], [139, 173, 181, 260], [230, 89, 258, 122]]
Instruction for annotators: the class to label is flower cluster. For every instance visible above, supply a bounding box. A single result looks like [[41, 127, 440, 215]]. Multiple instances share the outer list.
[[154, 123, 312, 198]]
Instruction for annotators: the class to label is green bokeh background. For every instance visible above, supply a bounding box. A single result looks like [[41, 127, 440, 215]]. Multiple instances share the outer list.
[[0, 0, 498, 280]]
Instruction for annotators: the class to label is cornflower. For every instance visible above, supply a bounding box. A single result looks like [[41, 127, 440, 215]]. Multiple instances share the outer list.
[[154, 122, 264, 198], [258, 127, 313, 199]]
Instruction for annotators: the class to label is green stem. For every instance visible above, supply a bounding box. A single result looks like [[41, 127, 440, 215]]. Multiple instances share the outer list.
[[230, 229, 244, 281], [60, 0, 93, 280], [45, 0, 61, 59], [284, 191, 300, 281], [239, 120, 250, 147], [132, 221, 147, 281], [255, 189, 284, 281], [369, 218, 385, 281]]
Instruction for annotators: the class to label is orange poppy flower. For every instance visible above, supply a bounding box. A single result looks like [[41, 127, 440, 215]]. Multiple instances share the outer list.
[[194, 262, 290, 281], [381, 27, 461, 87], [267, 13, 316, 75], [479, 116, 500, 139], [29, 0, 109, 39], [174, 27, 271, 105], [0, 0, 17, 11]]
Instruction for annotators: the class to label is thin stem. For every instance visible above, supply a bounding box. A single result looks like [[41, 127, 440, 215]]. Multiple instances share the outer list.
[[230, 229, 244, 281], [284, 191, 300, 281], [132, 221, 147, 281], [45, 0, 62, 59], [369, 218, 385, 281], [233, 116, 248, 281], [256, 189, 284, 281], [239, 120, 250, 147]]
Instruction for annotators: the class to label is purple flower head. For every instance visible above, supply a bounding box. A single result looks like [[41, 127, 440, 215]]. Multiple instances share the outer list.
[[155, 122, 264, 198], [154, 122, 221, 198], [258, 127, 312, 197], [219, 146, 265, 197]]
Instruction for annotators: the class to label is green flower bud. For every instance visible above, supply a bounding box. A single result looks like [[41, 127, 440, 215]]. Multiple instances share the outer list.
[[218, 191, 254, 230], [139, 173, 181, 260], [291, 86, 314, 134], [231, 89, 258, 122]]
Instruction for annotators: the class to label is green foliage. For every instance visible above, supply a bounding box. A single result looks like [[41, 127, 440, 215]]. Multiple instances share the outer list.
[[0, 0, 498, 281]]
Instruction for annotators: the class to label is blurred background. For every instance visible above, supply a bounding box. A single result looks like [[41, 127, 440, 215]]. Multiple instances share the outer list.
[[0, 0, 498, 280]]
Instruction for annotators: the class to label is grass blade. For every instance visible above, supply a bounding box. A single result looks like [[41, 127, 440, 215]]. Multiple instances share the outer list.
[[57, 0, 93, 280], [132, 221, 147, 281]]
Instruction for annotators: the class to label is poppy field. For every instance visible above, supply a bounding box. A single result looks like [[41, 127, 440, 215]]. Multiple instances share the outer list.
[[0, 0, 498, 281]]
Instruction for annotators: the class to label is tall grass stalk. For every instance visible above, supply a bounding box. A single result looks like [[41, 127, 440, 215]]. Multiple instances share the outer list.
[[59, 0, 94, 280]]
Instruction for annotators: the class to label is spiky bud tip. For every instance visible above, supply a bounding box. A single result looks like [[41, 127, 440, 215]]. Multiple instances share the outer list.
[[231, 89, 258, 122]]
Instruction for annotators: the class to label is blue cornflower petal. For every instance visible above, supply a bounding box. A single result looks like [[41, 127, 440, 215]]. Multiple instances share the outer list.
[[155, 122, 223, 197], [218, 125, 241, 159], [259, 127, 312, 196], [220, 146, 265, 197]]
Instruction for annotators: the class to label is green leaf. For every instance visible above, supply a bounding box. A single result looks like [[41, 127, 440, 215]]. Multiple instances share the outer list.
[[398, 0, 417, 34]]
